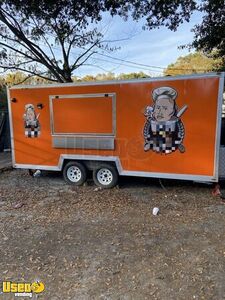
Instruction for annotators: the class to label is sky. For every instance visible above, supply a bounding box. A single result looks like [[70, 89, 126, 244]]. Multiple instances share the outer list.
[[75, 11, 203, 78]]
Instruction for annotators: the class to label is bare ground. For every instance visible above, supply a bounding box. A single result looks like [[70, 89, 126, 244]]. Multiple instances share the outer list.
[[0, 169, 225, 300]]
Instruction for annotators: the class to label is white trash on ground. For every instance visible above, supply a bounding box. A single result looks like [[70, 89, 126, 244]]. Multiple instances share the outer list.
[[152, 207, 159, 215], [33, 170, 41, 177]]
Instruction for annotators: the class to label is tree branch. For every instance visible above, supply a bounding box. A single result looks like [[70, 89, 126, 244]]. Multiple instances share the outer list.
[[0, 66, 58, 82], [0, 41, 37, 61], [0, 9, 64, 82], [50, 21, 72, 81], [71, 42, 98, 70], [0, 60, 34, 68], [74, 51, 97, 70], [30, 16, 58, 65], [12, 74, 34, 85]]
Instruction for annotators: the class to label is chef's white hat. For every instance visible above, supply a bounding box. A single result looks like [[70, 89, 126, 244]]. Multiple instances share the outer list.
[[25, 104, 35, 110], [152, 87, 177, 102]]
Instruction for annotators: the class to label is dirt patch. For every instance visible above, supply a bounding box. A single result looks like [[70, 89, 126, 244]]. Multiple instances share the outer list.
[[0, 169, 225, 300]]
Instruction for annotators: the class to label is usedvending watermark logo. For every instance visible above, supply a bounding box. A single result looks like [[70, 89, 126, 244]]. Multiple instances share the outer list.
[[1, 281, 45, 298]]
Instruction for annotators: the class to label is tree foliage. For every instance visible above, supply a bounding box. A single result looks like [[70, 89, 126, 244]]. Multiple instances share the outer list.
[[191, 0, 225, 69], [0, 0, 196, 82], [164, 52, 222, 76], [0, 71, 50, 85], [0, 70, 149, 85], [0, 1, 224, 83], [117, 71, 149, 79], [81, 71, 149, 81]]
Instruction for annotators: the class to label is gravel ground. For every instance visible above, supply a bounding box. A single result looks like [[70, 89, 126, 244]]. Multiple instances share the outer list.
[[0, 169, 225, 300]]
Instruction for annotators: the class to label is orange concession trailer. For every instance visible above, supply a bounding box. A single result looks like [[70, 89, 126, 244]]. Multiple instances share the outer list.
[[7, 73, 225, 188]]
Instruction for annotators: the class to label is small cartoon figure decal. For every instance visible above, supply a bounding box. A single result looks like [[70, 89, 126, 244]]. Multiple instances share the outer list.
[[23, 104, 41, 138], [143, 87, 187, 154]]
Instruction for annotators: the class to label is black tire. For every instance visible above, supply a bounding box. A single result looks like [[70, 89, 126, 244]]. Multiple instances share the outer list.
[[93, 164, 118, 189], [63, 161, 87, 186], [28, 169, 34, 176]]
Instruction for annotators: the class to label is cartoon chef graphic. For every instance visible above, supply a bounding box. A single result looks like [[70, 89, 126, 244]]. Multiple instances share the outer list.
[[23, 104, 41, 138], [143, 86, 187, 154]]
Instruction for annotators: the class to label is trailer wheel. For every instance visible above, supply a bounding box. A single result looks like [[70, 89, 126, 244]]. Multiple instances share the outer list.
[[93, 165, 118, 189], [28, 169, 34, 176], [63, 161, 87, 185]]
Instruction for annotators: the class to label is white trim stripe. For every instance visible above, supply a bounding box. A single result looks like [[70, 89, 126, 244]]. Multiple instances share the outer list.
[[14, 154, 217, 182]]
